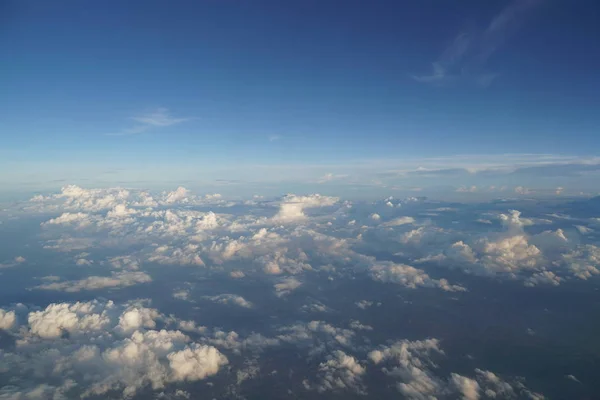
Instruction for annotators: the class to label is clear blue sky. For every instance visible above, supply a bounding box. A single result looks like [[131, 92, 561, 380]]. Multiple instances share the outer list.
[[1, 0, 599, 196]]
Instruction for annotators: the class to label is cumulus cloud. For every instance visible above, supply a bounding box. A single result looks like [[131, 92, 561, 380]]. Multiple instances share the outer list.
[[370, 261, 466, 292], [35, 271, 152, 292], [0, 308, 16, 330], [0, 256, 26, 269], [369, 338, 446, 398], [173, 289, 191, 301], [524, 271, 562, 287], [307, 350, 366, 394], [205, 294, 253, 309], [0, 300, 227, 398], [368, 339, 544, 399], [274, 277, 302, 297], [273, 194, 338, 222], [229, 270, 245, 278], [450, 374, 481, 400]]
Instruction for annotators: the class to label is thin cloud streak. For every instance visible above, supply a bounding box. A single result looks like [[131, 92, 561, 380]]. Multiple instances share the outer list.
[[413, 0, 542, 87], [108, 108, 192, 136]]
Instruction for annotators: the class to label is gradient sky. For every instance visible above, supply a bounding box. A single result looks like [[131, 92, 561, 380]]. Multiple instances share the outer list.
[[1, 0, 599, 196]]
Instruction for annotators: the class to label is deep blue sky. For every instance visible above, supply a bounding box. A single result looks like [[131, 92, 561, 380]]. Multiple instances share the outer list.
[[1, 0, 599, 194]]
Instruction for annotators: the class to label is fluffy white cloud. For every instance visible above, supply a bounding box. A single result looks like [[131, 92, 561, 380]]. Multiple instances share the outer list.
[[0, 308, 16, 330], [450, 374, 481, 400], [173, 289, 191, 301], [368, 339, 545, 400], [561, 245, 600, 280], [370, 261, 466, 292], [369, 338, 445, 398], [0, 300, 227, 398], [35, 271, 152, 292], [481, 235, 541, 274], [149, 244, 205, 266], [27, 300, 114, 339], [274, 277, 302, 297], [524, 271, 563, 287], [230, 270, 245, 278], [205, 294, 253, 309], [308, 350, 366, 394], [355, 300, 376, 309], [0, 256, 27, 269], [277, 320, 356, 352], [273, 194, 338, 222]]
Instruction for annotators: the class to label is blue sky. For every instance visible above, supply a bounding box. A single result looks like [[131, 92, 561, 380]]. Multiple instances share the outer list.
[[1, 0, 599, 197]]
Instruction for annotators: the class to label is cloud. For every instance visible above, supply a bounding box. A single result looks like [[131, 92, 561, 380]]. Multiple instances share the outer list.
[[368, 339, 545, 399], [0, 308, 16, 330], [230, 270, 245, 278], [268, 135, 281, 142], [35, 271, 152, 292], [456, 185, 478, 193], [524, 271, 562, 287], [413, 0, 542, 87], [515, 185, 532, 195], [173, 289, 191, 301], [450, 374, 481, 400], [273, 194, 339, 222], [0, 300, 228, 398], [205, 294, 253, 309], [382, 216, 415, 226], [369, 261, 466, 292], [274, 277, 302, 297], [0, 256, 26, 269], [110, 108, 192, 135], [369, 338, 446, 398], [306, 350, 367, 394]]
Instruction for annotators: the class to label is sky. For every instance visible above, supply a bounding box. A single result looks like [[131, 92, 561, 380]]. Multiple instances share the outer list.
[[2, 4, 600, 397], [1, 0, 600, 197]]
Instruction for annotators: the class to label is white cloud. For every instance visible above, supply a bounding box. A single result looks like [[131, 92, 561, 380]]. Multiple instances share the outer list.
[[368, 338, 445, 398], [310, 350, 366, 394], [561, 245, 600, 280], [481, 235, 541, 274], [149, 244, 205, 266], [355, 300, 374, 310], [524, 271, 562, 287], [450, 374, 481, 400], [274, 277, 302, 297], [382, 216, 415, 226], [173, 289, 191, 301], [131, 108, 190, 127], [27, 300, 114, 339], [413, 0, 541, 87], [112, 108, 191, 135], [368, 339, 545, 400], [230, 270, 245, 278], [35, 271, 152, 292], [0, 299, 228, 398], [0, 256, 27, 269], [515, 186, 531, 195], [370, 261, 466, 292], [456, 185, 478, 193], [273, 194, 338, 222], [575, 225, 593, 235], [205, 294, 253, 309], [349, 320, 373, 331], [0, 308, 16, 330]]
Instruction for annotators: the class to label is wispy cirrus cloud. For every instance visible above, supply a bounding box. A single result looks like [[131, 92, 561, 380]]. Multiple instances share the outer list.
[[413, 0, 542, 87], [109, 107, 192, 136]]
